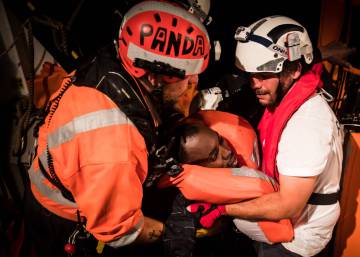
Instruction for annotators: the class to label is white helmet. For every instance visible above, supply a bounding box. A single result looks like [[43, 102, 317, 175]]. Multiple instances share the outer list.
[[234, 15, 314, 73]]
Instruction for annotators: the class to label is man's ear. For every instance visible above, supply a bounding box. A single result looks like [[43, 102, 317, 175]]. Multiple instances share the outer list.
[[292, 62, 302, 79], [147, 73, 156, 85]]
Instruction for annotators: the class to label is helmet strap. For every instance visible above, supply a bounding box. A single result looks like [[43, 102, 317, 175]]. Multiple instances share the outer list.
[[139, 74, 162, 93]]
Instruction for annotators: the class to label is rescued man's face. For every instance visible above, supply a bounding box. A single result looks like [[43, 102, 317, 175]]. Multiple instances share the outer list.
[[181, 125, 238, 168]]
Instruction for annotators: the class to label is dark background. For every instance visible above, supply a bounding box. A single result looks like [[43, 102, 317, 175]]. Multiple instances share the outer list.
[[1, 0, 328, 126], [2, 0, 323, 75], [1, 1, 359, 256]]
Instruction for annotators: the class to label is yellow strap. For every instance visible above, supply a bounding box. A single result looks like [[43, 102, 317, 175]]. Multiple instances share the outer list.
[[96, 240, 105, 254], [196, 228, 210, 238]]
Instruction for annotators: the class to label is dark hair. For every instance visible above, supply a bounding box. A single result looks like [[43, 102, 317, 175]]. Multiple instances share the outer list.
[[282, 57, 312, 76], [169, 123, 201, 162]]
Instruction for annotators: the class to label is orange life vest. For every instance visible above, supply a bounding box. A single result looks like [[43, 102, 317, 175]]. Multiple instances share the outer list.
[[158, 110, 294, 243]]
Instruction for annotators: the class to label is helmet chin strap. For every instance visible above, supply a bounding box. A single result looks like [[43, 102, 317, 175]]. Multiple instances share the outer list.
[[138, 74, 165, 107]]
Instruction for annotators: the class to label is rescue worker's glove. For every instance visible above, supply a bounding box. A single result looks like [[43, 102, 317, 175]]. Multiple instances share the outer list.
[[187, 203, 227, 228]]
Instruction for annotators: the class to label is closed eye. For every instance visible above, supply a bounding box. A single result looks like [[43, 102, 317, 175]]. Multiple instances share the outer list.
[[209, 147, 218, 162]]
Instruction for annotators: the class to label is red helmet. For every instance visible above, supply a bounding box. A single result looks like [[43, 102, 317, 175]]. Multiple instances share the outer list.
[[118, 0, 210, 78]]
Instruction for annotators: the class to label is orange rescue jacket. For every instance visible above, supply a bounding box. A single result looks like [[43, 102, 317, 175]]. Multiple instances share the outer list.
[[28, 77, 148, 246]]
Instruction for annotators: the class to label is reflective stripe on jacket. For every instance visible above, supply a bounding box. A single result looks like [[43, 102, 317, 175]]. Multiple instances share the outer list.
[[29, 77, 148, 245]]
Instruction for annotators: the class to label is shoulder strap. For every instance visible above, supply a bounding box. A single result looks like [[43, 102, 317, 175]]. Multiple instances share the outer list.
[[307, 191, 339, 205], [73, 45, 159, 152], [38, 147, 75, 202], [38, 79, 75, 202]]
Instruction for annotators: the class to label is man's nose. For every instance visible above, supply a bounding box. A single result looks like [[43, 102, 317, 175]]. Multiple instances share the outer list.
[[188, 74, 199, 85], [221, 147, 232, 160], [250, 77, 262, 90]]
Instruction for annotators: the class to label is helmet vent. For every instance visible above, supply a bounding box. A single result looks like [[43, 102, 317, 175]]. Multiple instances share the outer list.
[[126, 27, 133, 36], [154, 13, 161, 22], [187, 26, 194, 34], [252, 18, 267, 33], [172, 18, 178, 27], [267, 24, 304, 43]]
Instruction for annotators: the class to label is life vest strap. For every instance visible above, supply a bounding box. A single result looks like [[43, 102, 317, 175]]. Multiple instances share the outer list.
[[307, 191, 339, 205]]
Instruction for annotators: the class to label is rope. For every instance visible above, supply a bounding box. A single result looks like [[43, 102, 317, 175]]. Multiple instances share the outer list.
[[13, 19, 35, 157]]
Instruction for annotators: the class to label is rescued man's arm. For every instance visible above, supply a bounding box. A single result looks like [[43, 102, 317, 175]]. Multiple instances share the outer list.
[[225, 174, 317, 221]]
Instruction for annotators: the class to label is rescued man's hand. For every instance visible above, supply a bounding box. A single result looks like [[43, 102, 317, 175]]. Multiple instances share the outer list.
[[187, 203, 227, 228]]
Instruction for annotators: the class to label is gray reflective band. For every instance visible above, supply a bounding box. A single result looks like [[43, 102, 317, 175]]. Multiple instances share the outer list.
[[106, 216, 144, 248], [38, 152, 48, 170], [257, 58, 285, 72], [48, 108, 133, 149], [28, 152, 78, 208], [127, 43, 204, 76], [232, 166, 277, 188], [233, 218, 271, 244]]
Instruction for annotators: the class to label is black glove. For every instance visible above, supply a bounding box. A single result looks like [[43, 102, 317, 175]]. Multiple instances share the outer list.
[[146, 137, 183, 187]]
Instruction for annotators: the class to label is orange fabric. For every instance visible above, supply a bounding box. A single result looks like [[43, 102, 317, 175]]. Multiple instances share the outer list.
[[318, 0, 345, 48], [258, 219, 294, 243], [333, 133, 360, 257], [158, 165, 276, 204], [158, 165, 294, 242], [32, 80, 147, 242], [31, 62, 68, 109]]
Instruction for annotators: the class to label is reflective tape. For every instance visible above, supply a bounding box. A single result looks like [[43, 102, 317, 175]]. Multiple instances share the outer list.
[[48, 108, 133, 149], [128, 43, 204, 76], [106, 216, 144, 248], [232, 166, 277, 188], [233, 218, 271, 244], [28, 152, 77, 207]]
